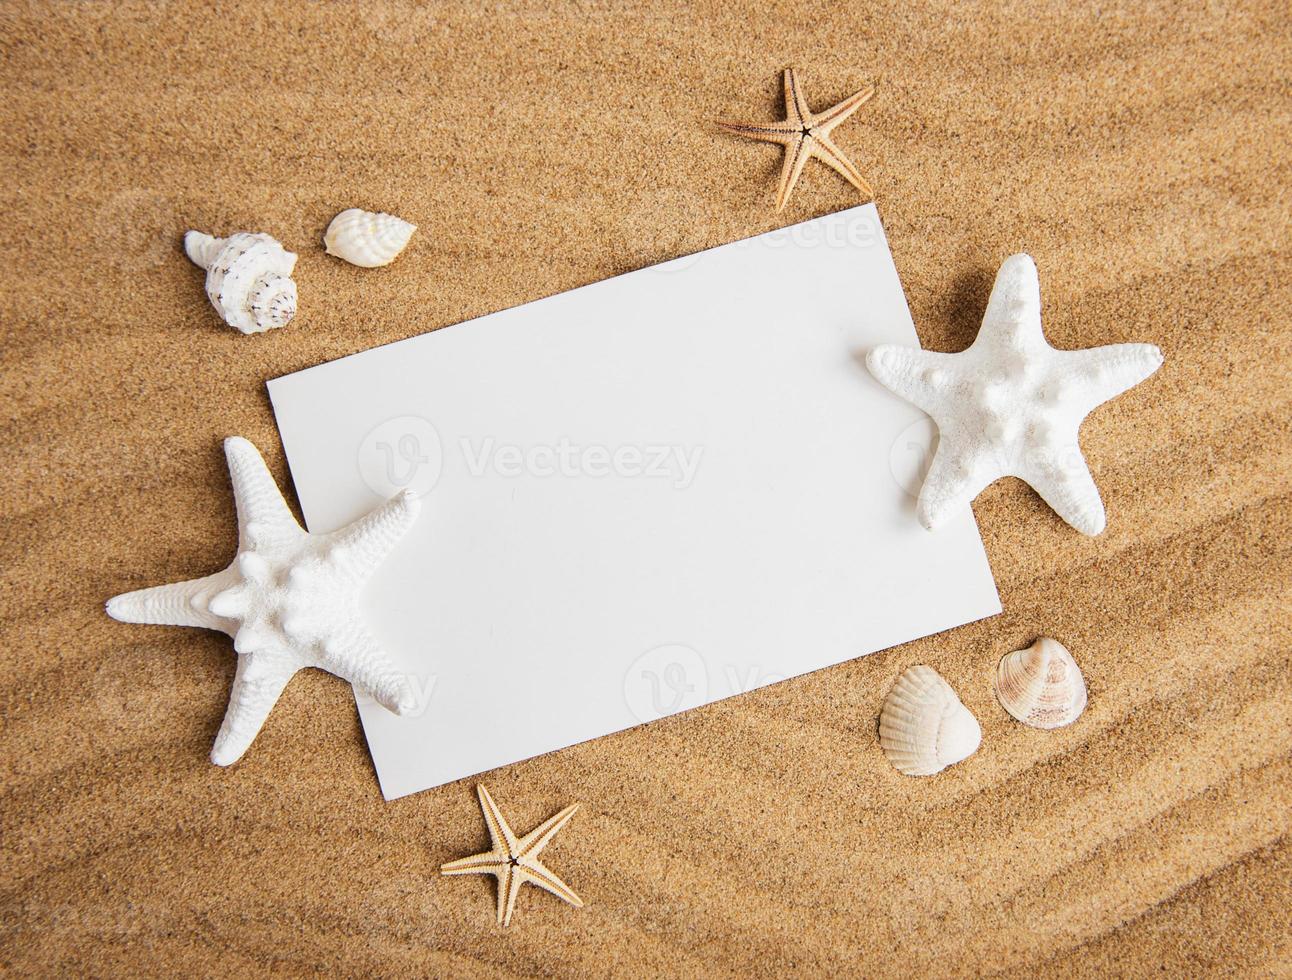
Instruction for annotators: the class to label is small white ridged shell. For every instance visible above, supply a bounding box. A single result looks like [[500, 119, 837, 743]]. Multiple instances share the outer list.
[[995, 637, 1087, 729], [184, 231, 298, 334], [879, 665, 982, 776], [324, 208, 416, 268]]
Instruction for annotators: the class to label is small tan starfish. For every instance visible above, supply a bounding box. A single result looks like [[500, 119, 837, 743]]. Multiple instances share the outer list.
[[717, 67, 875, 210], [441, 785, 584, 927]]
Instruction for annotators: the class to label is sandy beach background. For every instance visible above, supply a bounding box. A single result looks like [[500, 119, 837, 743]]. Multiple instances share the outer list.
[[2, 1, 1290, 975]]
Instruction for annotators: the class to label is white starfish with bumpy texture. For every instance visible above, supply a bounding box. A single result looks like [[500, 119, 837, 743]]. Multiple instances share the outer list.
[[107, 437, 420, 765], [867, 254, 1164, 535]]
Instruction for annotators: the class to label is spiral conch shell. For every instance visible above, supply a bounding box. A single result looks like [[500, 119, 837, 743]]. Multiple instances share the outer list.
[[994, 637, 1087, 729], [324, 208, 416, 268], [184, 230, 298, 334], [879, 665, 982, 776]]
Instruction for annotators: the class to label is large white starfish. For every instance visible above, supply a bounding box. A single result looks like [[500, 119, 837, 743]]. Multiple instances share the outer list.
[[866, 254, 1164, 536], [106, 436, 419, 765]]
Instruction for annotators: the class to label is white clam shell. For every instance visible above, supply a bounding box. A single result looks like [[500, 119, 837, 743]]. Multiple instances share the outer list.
[[184, 230, 298, 334], [879, 665, 981, 776], [324, 208, 416, 268], [994, 637, 1087, 729]]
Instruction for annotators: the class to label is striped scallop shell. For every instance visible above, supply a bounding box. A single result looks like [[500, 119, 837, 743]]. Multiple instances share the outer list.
[[324, 208, 416, 268], [879, 665, 982, 776], [994, 637, 1087, 729]]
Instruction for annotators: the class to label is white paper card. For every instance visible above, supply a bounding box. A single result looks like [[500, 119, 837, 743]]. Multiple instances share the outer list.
[[267, 205, 1000, 800]]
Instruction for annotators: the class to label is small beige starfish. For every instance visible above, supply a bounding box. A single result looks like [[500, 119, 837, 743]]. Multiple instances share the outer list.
[[717, 67, 875, 210], [441, 785, 583, 927]]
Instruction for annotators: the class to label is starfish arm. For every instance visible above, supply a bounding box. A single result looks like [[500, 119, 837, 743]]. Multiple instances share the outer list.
[[865, 345, 952, 415], [782, 68, 812, 128], [975, 254, 1044, 349], [810, 133, 873, 198], [210, 650, 299, 766], [521, 860, 584, 909], [476, 785, 520, 855], [223, 437, 304, 553], [518, 803, 580, 859], [775, 136, 812, 211], [916, 442, 998, 531], [1024, 454, 1107, 536], [714, 119, 797, 145], [441, 851, 506, 875], [1060, 343, 1165, 411], [499, 864, 525, 927], [106, 566, 240, 633], [811, 83, 875, 133], [326, 489, 421, 584], [316, 622, 413, 715]]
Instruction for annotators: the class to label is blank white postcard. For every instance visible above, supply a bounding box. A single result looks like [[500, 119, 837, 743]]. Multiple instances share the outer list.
[[267, 204, 1001, 800]]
